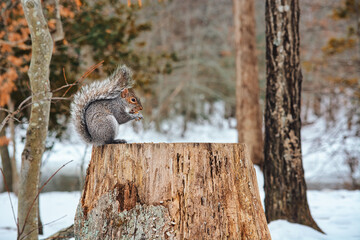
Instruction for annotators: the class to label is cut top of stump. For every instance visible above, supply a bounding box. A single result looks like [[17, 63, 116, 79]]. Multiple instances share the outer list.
[[75, 143, 271, 240]]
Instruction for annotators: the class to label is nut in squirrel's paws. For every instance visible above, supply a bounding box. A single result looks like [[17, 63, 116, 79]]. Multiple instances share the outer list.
[[134, 113, 143, 121]]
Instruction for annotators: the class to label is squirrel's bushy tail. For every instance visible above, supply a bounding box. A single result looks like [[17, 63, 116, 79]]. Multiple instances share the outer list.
[[71, 65, 134, 144]]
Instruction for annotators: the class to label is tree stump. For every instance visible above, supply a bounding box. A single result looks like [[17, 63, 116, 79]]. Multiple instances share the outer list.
[[74, 143, 271, 239]]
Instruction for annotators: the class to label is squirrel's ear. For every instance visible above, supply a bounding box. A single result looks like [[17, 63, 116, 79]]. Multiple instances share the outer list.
[[121, 88, 129, 98]]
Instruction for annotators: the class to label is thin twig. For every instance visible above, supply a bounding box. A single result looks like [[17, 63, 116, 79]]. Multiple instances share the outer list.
[[62, 60, 104, 97], [0, 95, 32, 131], [51, 97, 73, 102], [0, 105, 22, 123], [26, 82, 31, 91], [0, 168, 18, 232], [63, 68, 68, 85], [52, 83, 78, 94], [0, 108, 12, 114], [21, 215, 67, 240], [41, 224, 74, 240], [43, 215, 67, 228], [0, 60, 104, 133], [19, 160, 74, 238], [0, 96, 71, 132], [17, 96, 32, 110]]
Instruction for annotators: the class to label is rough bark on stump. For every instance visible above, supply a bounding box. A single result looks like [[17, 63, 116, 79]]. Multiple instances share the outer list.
[[74, 143, 271, 239]]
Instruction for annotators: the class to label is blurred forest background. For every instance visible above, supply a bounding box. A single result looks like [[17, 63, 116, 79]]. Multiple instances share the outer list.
[[0, 0, 359, 190], [0, 0, 359, 239]]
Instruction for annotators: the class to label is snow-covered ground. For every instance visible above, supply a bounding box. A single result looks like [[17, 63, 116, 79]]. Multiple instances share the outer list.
[[0, 191, 80, 239], [268, 190, 360, 240], [301, 98, 360, 189], [0, 102, 359, 239]]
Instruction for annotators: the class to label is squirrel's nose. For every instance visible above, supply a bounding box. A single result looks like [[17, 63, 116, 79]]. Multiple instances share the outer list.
[[139, 106, 143, 111]]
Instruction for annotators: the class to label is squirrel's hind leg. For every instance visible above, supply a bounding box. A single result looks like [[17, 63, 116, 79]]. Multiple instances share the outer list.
[[87, 114, 120, 145]]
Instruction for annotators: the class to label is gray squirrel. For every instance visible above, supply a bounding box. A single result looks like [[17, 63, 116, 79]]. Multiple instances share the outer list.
[[71, 65, 143, 146]]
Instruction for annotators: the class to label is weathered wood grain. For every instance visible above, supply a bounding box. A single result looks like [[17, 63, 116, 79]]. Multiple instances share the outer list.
[[74, 143, 271, 239]]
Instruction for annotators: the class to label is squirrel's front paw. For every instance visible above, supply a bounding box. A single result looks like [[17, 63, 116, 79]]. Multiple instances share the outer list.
[[133, 113, 143, 121]]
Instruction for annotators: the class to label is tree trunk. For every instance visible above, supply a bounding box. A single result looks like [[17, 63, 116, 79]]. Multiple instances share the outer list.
[[264, 0, 323, 233], [233, 0, 264, 167], [313, 94, 321, 117], [0, 140, 12, 192], [8, 99, 19, 194], [38, 196, 43, 235], [75, 143, 271, 239], [18, 0, 53, 239], [0, 111, 13, 192]]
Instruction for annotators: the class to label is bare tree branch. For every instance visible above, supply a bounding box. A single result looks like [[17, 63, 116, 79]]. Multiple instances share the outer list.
[[19, 160, 73, 240], [0, 60, 104, 133]]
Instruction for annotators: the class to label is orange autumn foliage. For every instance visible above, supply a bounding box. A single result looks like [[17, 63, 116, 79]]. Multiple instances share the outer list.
[[1, 44, 12, 53], [0, 68, 18, 106], [75, 0, 82, 10], [127, 0, 142, 7], [0, 136, 10, 146], [7, 55, 23, 66], [0, 0, 76, 108], [60, 7, 75, 18], [0, 1, 28, 108]]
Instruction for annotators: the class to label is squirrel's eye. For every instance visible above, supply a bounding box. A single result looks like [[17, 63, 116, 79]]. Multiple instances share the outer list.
[[130, 97, 136, 103]]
